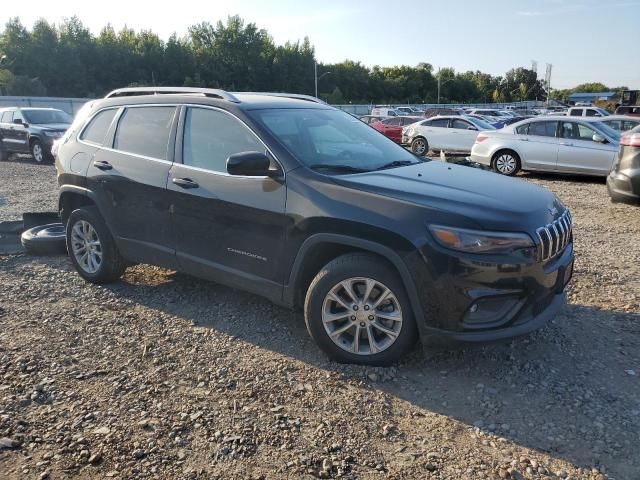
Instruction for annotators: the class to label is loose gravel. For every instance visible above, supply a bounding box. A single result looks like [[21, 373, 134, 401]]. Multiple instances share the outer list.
[[0, 158, 639, 479]]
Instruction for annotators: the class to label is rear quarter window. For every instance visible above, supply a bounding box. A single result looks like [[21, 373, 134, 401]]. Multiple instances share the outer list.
[[80, 109, 118, 145]]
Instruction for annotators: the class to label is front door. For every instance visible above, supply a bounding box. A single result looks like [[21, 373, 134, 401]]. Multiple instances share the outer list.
[[556, 121, 617, 175], [168, 106, 287, 296], [6, 110, 30, 152], [449, 118, 478, 152], [86, 105, 179, 267]]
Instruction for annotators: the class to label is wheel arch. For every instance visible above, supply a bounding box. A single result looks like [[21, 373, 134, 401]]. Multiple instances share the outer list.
[[284, 233, 426, 337], [58, 186, 98, 225]]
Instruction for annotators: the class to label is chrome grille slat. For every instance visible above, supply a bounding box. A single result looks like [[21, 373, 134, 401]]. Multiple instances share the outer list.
[[536, 209, 573, 262]]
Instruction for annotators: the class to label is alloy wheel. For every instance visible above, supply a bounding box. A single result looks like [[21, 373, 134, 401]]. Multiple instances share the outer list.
[[32, 143, 44, 163], [322, 277, 403, 356], [412, 139, 426, 155], [495, 154, 517, 174], [70, 220, 103, 274]]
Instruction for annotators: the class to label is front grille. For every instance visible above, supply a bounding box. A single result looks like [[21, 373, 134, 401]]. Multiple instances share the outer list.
[[536, 209, 572, 262]]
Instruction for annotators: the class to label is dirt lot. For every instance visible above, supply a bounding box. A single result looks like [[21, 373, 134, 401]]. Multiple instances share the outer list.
[[1, 158, 639, 480]]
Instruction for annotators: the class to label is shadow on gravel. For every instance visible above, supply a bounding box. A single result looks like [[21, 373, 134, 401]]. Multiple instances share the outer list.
[[518, 171, 606, 185], [99, 268, 639, 478]]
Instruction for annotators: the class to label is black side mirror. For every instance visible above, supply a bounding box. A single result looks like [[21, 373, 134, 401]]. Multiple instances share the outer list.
[[467, 126, 477, 131], [227, 151, 275, 177], [13, 118, 26, 126]]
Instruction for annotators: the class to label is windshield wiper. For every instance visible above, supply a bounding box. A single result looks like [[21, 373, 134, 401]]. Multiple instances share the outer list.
[[373, 160, 420, 171], [308, 164, 371, 174]]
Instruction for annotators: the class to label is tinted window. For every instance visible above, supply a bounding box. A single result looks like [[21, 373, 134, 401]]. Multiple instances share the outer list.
[[183, 107, 265, 172], [527, 121, 557, 137], [113, 107, 176, 160], [0, 111, 12, 123], [80, 109, 117, 145], [402, 117, 421, 126], [623, 120, 639, 131], [569, 109, 582, 116], [585, 109, 599, 117], [451, 119, 472, 130], [429, 119, 449, 128]]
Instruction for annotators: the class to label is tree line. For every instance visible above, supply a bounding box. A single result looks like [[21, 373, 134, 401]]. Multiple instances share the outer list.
[[0, 15, 597, 104]]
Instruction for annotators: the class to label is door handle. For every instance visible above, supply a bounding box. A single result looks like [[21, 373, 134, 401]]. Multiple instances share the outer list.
[[560, 142, 573, 146], [172, 177, 199, 189], [93, 160, 112, 170]]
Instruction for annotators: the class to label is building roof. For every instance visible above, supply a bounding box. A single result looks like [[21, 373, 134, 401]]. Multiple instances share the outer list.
[[568, 92, 616, 99]]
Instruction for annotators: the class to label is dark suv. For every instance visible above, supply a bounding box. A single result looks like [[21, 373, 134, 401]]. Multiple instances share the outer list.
[[0, 107, 72, 163], [55, 87, 574, 365]]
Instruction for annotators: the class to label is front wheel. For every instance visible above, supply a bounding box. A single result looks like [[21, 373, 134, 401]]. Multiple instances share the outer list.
[[31, 139, 49, 164], [410, 137, 428, 156], [66, 207, 126, 283], [304, 253, 417, 365]]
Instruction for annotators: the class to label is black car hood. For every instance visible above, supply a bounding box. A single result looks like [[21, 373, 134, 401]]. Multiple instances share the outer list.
[[332, 161, 564, 232]]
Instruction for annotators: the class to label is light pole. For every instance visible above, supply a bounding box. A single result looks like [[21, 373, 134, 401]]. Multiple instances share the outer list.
[[314, 62, 332, 98], [436, 68, 454, 104]]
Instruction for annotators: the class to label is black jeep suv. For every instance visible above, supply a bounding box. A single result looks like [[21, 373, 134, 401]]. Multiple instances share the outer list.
[[0, 107, 71, 163], [55, 87, 574, 365]]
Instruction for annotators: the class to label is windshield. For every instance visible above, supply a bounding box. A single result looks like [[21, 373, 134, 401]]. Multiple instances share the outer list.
[[250, 108, 422, 173], [467, 116, 497, 130], [22, 109, 72, 125], [591, 121, 621, 142]]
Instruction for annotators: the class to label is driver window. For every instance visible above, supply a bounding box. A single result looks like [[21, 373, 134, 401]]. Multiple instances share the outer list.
[[575, 123, 597, 141], [183, 107, 265, 172]]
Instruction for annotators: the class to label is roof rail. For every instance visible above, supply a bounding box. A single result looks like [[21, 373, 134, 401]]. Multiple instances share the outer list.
[[104, 87, 240, 103], [232, 92, 327, 104]]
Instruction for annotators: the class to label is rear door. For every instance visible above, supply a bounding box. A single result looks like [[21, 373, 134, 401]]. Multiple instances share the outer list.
[[383, 117, 403, 142], [449, 118, 478, 152], [168, 106, 287, 295], [556, 121, 617, 175], [86, 105, 178, 267], [0, 110, 14, 151], [515, 120, 559, 171], [6, 110, 30, 152]]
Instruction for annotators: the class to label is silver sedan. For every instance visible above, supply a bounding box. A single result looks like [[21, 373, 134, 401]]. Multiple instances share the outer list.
[[469, 116, 620, 176]]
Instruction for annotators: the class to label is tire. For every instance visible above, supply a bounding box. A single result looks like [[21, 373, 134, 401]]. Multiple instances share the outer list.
[[410, 137, 428, 156], [0, 142, 6, 161], [66, 206, 126, 283], [21, 223, 67, 255], [30, 139, 50, 164], [304, 253, 417, 365], [492, 150, 521, 176]]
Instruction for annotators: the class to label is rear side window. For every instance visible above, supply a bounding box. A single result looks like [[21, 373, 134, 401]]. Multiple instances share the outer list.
[[569, 109, 582, 116], [182, 107, 265, 173], [585, 109, 599, 117], [114, 106, 176, 160], [0, 111, 12, 123], [80, 109, 117, 145], [429, 119, 449, 128], [527, 121, 557, 137], [515, 124, 529, 135], [385, 117, 402, 126]]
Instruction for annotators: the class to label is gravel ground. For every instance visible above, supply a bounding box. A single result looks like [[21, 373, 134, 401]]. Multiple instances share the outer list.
[[0, 159, 639, 480]]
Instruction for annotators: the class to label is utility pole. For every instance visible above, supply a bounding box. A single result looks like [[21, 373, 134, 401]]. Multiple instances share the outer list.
[[314, 62, 318, 98], [545, 63, 553, 107], [437, 68, 441, 104]]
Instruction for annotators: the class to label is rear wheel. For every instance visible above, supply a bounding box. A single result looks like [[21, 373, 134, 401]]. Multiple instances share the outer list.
[[492, 150, 521, 176], [410, 137, 428, 156], [304, 253, 417, 365], [66, 207, 126, 283]]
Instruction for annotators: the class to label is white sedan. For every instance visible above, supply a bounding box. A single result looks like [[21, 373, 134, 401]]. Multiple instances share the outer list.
[[402, 115, 496, 155], [469, 116, 620, 176]]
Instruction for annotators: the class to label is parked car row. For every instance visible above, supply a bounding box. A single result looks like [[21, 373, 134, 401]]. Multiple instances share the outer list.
[[0, 107, 72, 163]]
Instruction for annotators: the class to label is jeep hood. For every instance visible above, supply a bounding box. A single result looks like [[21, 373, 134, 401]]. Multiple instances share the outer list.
[[332, 161, 564, 231]]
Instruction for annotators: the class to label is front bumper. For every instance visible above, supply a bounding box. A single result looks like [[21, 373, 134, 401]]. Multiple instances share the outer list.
[[407, 239, 574, 346]]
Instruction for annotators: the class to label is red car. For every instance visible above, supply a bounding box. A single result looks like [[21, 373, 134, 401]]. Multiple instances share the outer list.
[[371, 116, 422, 143]]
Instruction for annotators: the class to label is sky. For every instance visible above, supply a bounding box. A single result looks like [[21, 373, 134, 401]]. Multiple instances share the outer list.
[[1, 0, 639, 90]]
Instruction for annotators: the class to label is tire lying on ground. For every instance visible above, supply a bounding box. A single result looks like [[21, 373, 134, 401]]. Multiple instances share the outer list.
[[21, 223, 67, 255]]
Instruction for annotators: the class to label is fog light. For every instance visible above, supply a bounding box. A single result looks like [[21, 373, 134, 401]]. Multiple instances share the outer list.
[[469, 304, 479, 313], [463, 295, 523, 330]]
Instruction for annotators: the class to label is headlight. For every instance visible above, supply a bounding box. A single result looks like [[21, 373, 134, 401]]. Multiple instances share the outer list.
[[429, 225, 534, 254], [44, 131, 63, 138]]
